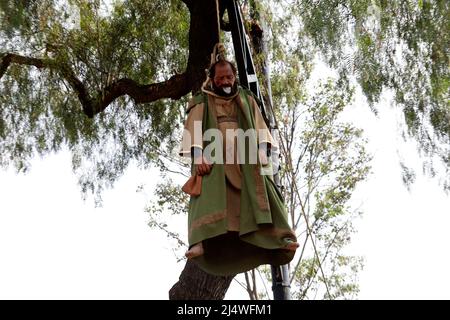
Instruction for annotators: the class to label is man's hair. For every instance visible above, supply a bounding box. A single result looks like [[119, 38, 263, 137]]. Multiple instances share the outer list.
[[208, 60, 237, 79]]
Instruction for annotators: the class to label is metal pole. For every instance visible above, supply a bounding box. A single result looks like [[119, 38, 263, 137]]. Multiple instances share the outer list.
[[226, 0, 270, 123], [271, 265, 291, 300]]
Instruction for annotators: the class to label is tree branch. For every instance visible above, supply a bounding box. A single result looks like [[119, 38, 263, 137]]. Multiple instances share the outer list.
[[0, 53, 44, 76], [0, 53, 93, 115], [96, 74, 190, 113], [1, 0, 220, 119], [0, 52, 193, 117]]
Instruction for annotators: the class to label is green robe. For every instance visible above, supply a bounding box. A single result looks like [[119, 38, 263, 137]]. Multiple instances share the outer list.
[[186, 87, 296, 276]]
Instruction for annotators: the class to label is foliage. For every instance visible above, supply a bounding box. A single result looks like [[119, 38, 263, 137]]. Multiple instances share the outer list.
[[284, 0, 449, 190], [0, 0, 189, 203], [274, 75, 371, 299], [0, 0, 448, 199]]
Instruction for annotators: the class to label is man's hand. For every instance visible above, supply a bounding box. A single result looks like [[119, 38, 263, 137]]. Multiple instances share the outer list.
[[195, 156, 213, 176]]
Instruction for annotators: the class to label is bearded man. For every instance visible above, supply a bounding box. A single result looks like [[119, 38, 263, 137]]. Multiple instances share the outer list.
[[180, 48, 298, 276]]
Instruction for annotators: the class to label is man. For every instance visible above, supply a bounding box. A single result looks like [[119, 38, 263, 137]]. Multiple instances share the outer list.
[[180, 47, 298, 276]]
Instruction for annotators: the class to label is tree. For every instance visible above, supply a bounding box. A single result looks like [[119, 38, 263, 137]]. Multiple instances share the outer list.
[[0, 0, 448, 299], [290, 0, 449, 190]]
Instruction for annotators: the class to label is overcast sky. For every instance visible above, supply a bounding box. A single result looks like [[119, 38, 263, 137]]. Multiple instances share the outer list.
[[341, 88, 450, 299]]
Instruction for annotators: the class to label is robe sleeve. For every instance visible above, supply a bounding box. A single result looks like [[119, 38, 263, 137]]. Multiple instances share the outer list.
[[179, 101, 204, 157], [250, 96, 279, 150]]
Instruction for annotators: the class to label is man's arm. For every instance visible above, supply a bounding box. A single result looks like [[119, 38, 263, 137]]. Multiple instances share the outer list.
[[258, 142, 269, 166], [247, 95, 276, 166], [249, 96, 279, 150]]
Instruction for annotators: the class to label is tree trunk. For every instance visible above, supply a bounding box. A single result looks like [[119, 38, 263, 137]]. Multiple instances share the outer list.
[[169, 260, 235, 300]]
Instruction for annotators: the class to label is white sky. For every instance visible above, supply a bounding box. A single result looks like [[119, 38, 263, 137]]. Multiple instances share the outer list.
[[342, 88, 450, 299], [0, 155, 181, 299]]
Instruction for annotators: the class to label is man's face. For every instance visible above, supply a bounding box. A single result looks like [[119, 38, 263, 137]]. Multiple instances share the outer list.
[[212, 63, 236, 95]]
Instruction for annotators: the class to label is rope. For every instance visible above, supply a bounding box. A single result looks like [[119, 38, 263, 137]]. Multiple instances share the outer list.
[[215, 0, 221, 42], [199, 0, 223, 90]]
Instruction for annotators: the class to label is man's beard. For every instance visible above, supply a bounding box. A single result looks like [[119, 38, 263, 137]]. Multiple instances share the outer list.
[[212, 82, 238, 97]]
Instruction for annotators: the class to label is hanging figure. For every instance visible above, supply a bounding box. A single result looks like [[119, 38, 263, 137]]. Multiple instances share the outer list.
[[180, 44, 298, 276]]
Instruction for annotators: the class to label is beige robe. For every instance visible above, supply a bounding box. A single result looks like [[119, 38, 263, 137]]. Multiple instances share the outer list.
[[180, 93, 278, 232]]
